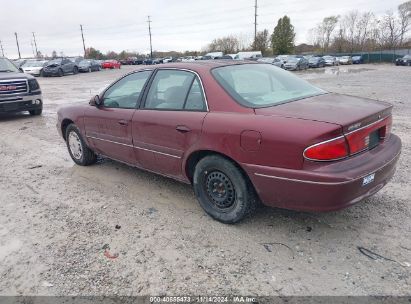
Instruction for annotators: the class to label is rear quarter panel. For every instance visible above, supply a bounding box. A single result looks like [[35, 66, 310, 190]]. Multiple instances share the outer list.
[[196, 112, 343, 170]]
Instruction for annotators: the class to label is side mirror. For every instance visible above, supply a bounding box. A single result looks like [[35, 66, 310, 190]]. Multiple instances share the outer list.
[[19, 68, 24, 73], [90, 95, 102, 107]]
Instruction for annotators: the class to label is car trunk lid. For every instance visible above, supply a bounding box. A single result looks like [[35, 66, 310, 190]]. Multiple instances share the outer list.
[[255, 93, 393, 158]]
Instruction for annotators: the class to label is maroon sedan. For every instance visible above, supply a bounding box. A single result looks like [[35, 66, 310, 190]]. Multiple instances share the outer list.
[[57, 62, 401, 223]]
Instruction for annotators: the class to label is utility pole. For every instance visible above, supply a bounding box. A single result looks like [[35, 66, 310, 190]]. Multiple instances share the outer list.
[[80, 24, 86, 58], [15, 32, 21, 59], [30, 41, 36, 58], [0, 40, 4, 57], [147, 16, 153, 59], [32, 32, 38, 57], [254, 0, 258, 48]]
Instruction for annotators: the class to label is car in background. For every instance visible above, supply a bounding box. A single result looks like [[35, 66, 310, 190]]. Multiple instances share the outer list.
[[12, 59, 27, 68], [339, 56, 352, 65], [67, 57, 83, 65], [257, 57, 284, 69], [42, 58, 79, 76], [21, 60, 48, 76], [234, 51, 262, 60], [395, 55, 411, 66], [308, 56, 326, 68], [78, 59, 101, 72], [162, 57, 173, 63], [323, 56, 339, 66], [352, 55, 364, 64], [276, 55, 289, 65], [216, 55, 234, 60], [181, 56, 196, 62], [102, 60, 121, 69], [57, 61, 400, 224], [284, 56, 309, 70], [0, 57, 42, 115]]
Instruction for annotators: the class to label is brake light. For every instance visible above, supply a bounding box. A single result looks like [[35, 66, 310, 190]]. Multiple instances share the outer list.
[[303, 136, 349, 161], [304, 116, 392, 162]]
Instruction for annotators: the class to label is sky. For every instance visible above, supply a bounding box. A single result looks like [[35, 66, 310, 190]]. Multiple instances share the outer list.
[[0, 0, 406, 58]]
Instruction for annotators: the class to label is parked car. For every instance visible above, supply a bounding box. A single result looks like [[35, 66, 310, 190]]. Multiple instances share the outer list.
[[21, 60, 48, 76], [276, 55, 289, 64], [234, 51, 262, 60], [101, 60, 121, 69], [339, 56, 353, 65], [67, 57, 83, 64], [0, 57, 42, 115], [12, 59, 27, 68], [78, 59, 101, 72], [308, 57, 326, 68], [284, 56, 309, 70], [323, 56, 339, 66], [162, 57, 173, 63], [352, 55, 364, 64], [257, 57, 284, 68], [56, 62, 401, 223], [395, 55, 411, 66], [42, 58, 79, 76]]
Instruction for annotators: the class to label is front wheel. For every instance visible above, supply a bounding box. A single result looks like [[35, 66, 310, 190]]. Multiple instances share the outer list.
[[58, 69, 64, 77], [73, 67, 78, 74], [65, 124, 97, 166], [193, 155, 258, 224], [29, 108, 42, 116]]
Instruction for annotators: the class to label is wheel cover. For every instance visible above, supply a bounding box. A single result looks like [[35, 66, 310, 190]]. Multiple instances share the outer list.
[[68, 131, 83, 160], [204, 171, 236, 209]]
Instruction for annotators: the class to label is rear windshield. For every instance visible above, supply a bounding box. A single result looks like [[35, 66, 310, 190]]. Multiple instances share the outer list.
[[212, 64, 326, 108]]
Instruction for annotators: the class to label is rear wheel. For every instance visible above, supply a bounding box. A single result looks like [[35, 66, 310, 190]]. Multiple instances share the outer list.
[[193, 155, 258, 224], [65, 124, 97, 166]]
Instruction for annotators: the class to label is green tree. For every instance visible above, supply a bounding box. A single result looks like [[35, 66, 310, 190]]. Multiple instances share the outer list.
[[271, 16, 295, 54], [253, 29, 270, 55], [85, 47, 104, 59]]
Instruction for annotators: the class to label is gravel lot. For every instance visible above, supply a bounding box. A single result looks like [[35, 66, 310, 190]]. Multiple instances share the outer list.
[[0, 64, 410, 296]]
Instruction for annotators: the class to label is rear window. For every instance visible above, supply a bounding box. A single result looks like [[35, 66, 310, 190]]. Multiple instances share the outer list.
[[212, 64, 326, 108]]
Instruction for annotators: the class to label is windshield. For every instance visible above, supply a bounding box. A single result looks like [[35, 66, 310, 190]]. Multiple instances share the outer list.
[[212, 64, 326, 108], [287, 57, 300, 63], [23, 61, 46, 67], [0, 58, 19, 72], [79, 60, 91, 65], [48, 59, 62, 65]]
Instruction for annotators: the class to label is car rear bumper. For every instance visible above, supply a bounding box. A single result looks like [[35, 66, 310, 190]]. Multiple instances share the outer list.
[[243, 134, 401, 212], [0, 93, 43, 113]]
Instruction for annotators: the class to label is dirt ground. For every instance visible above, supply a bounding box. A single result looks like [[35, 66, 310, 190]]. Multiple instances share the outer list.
[[0, 64, 410, 296]]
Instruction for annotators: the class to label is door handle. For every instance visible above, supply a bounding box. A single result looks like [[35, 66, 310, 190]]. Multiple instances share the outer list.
[[118, 120, 128, 126], [176, 125, 191, 133]]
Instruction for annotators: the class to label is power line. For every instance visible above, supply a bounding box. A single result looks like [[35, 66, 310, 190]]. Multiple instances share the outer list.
[[80, 24, 86, 57], [32, 32, 39, 57], [14, 32, 21, 59], [147, 16, 153, 58]]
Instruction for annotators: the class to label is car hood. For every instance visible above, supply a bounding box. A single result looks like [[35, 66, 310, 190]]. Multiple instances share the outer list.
[[254, 93, 392, 132], [0, 71, 34, 80]]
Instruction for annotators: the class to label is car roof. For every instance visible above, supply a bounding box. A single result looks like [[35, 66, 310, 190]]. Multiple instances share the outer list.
[[152, 60, 257, 73]]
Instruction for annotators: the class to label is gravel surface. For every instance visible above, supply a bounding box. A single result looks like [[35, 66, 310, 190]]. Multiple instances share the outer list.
[[0, 64, 410, 296]]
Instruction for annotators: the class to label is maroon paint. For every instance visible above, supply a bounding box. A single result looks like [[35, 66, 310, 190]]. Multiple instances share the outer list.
[[57, 61, 402, 212]]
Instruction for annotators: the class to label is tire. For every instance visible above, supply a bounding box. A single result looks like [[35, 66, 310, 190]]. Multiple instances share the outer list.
[[193, 155, 258, 224], [29, 108, 42, 116], [65, 124, 97, 166], [58, 69, 64, 77], [73, 67, 78, 74]]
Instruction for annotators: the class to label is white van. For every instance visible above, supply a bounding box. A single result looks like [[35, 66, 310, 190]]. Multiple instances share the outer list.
[[234, 51, 262, 60]]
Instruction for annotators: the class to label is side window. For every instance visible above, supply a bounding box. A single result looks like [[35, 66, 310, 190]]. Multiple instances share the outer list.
[[103, 71, 151, 109], [185, 77, 206, 111], [144, 70, 194, 110]]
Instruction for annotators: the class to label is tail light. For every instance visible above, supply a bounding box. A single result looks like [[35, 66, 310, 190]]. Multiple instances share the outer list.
[[303, 136, 349, 161], [304, 116, 392, 161]]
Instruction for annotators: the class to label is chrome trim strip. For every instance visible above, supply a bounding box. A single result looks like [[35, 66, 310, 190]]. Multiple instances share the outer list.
[[153, 67, 209, 111], [86, 135, 181, 159], [255, 149, 400, 185], [133, 145, 181, 159], [303, 135, 348, 162], [345, 116, 389, 136]]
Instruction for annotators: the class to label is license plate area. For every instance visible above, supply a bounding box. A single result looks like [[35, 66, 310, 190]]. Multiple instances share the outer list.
[[362, 173, 375, 186]]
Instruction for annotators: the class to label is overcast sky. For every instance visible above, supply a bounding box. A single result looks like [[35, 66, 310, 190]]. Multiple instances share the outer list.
[[0, 0, 405, 58]]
